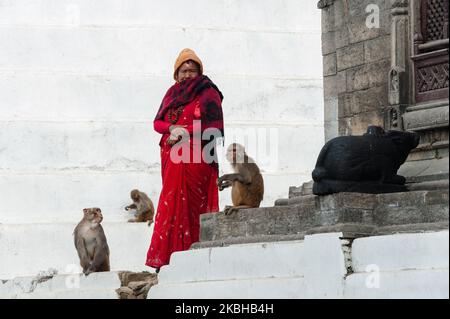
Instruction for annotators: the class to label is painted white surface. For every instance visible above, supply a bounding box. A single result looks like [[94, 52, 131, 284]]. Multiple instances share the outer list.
[[351, 231, 449, 272], [303, 232, 347, 298], [1, 231, 448, 298], [149, 277, 307, 299], [0, 28, 321, 78], [344, 269, 449, 299], [0, 222, 154, 279], [0, 74, 323, 123], [0, 0, 324, 230], [0, 271, 121, 299], [158, 240, 307, 284], [0, 0, 320, 32], [148, 232, 449, 299], [344, 230, 449, 299], [0, 122, 322, 172], [16, 288, 119, 299], [0, 171, 311, 224], [150, 233, 348, 299]]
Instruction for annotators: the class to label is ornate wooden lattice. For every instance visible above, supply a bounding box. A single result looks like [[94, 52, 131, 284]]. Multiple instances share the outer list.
[[417, 61, 449, 93], [413, 0, 449, 103], [424, 0, 448, 41]]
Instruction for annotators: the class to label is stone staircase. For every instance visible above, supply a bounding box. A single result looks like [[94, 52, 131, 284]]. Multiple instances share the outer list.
[[2, 229, 448, 299], [148, 231, 449, 299], [147, 186, 447, 299], [149, 233, 344, 299], [1, 185, 448, 299], [0, 270, 157, 299], [197, 189, 449, 248], [0, 271, 121, 299]]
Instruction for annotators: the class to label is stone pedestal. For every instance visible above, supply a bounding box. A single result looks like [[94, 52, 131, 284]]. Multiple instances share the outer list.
[[195, 190, 448, 248]]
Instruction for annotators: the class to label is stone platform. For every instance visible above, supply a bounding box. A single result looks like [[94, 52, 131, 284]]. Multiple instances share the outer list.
[[151, 231, 449, 299], [195, 190, 448, 248]]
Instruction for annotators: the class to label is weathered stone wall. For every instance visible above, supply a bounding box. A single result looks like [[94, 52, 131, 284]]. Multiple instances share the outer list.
[[319, 0, 449, 189], [319, 0, 391, 140]]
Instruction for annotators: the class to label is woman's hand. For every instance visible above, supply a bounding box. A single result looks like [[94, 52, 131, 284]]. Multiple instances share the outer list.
[[167, 125, 188, 146]]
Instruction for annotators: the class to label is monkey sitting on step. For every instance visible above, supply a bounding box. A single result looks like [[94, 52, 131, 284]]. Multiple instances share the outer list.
[[125, 189, 155, 226], [73, 207, 110, 275], [217, 143, 264, 215]]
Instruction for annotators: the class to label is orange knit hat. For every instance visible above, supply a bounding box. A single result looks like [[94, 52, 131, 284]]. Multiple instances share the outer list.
[[173, 48, 203, 81]]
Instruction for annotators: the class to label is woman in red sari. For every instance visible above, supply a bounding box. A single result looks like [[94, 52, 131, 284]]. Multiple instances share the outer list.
[[146, 49, 224, 272]]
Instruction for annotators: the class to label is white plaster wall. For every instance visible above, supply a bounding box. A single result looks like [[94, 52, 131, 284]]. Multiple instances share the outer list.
[[0, 0, 323, 228], [0, 222, 152, 279]]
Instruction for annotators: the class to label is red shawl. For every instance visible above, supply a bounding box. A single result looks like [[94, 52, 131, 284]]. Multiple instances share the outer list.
[[155, 75, 224, 138]]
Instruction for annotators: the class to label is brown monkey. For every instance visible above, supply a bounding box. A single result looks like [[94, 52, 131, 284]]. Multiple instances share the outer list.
[[73, 207, 110, 275], [125, 189, 155, 225], [217, 143, 264, 215]]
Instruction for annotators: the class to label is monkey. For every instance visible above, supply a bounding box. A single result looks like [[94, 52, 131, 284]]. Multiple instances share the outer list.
[[73, 207, 110, 275], [124, 189, 155, 226], [217, 143, 264, 215]]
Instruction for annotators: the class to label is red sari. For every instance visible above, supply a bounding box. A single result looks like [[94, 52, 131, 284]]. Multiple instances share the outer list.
[[146, 76, 223, 269]]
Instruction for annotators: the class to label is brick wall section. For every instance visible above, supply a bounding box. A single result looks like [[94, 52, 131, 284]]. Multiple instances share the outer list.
[[320, 0, 392, 140]]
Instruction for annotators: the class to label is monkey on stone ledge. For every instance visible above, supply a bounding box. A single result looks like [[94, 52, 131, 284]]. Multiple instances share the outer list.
[[217, 143, 264, 215], [124, 189, 155, 226], [73, 207, 110, 275]]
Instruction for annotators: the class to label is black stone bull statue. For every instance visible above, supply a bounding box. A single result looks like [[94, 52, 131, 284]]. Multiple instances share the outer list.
[[312, 126, 420, 195]]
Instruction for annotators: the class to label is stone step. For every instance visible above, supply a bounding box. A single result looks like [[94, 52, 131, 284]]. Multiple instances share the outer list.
[[0, 222, 154, 280], [400, 158, 449, 184], [158, 240, 306, 285], [288, 180, 314, 198], [276, 181, 314, 205], [0, 271, 121, 299], [150, 233, 347, 299], [150, 231, 449, 299], [0, 121, 161, 172], [407, 179, 450, 191], [0, 172, 161, 224], [16, 288, 119, 299], [0, 170, 312, 224], [274, 194, 316, 206], [344, 268, 449, 299], [351, 230, 449, 272], [149, 276, 306, 299], [0, 270, 159, 299], [200, 190, 449, 247]]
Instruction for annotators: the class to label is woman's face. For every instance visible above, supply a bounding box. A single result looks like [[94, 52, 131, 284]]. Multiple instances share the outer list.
[[176, 60, 200, 82]]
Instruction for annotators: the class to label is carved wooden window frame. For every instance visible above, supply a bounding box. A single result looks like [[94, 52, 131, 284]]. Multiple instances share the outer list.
[[412, 0, 449, 104]]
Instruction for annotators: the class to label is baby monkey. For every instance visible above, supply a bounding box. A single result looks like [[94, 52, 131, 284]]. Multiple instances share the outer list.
[[217, 143, 264, 215], [73, 207, 110, 275], [125, 189, 155, 226]]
